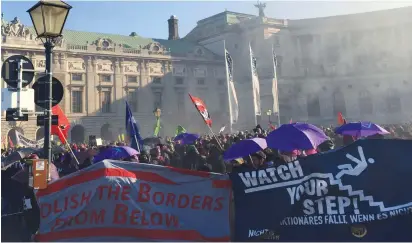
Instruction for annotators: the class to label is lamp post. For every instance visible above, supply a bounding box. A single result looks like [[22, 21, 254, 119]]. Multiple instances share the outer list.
[[153, 108, 162, 119], [266, 109, 272, 125], [27, 0, 72, 178]]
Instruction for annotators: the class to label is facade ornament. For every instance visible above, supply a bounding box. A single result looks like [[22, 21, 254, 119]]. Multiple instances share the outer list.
[[2, 17, 31, 38], [254, 1, 266, 17], [97, 62, 113, 72], [68, 61, 86, 70]]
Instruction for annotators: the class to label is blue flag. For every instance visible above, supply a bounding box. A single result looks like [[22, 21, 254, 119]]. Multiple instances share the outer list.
[[125, 101, 142, 152], [229, 139, 412, 241]]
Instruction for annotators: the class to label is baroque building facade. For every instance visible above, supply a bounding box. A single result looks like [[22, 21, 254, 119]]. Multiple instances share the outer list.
[[2, 5, 412, 143]]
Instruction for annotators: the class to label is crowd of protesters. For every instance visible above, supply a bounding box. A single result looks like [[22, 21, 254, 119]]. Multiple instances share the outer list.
[[1, 122, 412, 241]]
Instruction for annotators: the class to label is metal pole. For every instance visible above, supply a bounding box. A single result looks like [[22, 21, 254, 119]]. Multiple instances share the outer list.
[[44, 40, 54, 181]]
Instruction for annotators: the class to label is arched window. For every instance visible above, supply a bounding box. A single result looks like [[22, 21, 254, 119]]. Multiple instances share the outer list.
[[333, 90, 346, 116], [36, 127, 45, 140], [70, 125, 86, 143], [7, 127, 24, 147], [307, 95, 320, 117], [358, 90, 373, 115], [386, 89, 402, 113], [100, 124, 114, 142]]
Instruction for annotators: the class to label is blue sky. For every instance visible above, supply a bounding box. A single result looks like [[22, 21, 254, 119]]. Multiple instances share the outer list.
[[2, 1, 412, 39]]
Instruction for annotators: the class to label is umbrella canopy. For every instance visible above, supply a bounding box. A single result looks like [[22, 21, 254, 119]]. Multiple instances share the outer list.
[[174, 133, 199, 145], [93, 146, 139, 163], [223, 137, 267, 161], [334, 121, 390, 137], [266, 122, 328, 151]]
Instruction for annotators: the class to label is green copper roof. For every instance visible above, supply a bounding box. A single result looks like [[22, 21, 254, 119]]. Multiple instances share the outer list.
[[2, 19, 198, 55], [59, 29, 197, 54]]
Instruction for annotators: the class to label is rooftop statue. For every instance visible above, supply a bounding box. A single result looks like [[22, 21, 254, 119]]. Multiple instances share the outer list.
[[254, 1, 266, 17]]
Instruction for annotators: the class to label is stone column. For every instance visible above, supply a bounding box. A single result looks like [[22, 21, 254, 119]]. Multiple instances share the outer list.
[[113, 58, 124, 116], [85, 56, 96, 115]]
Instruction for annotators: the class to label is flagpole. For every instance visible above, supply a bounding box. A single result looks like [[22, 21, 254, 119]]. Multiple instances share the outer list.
[[224, 40, 233, 133], [272, 44, 281, 127], [58, 127, 80, 166]]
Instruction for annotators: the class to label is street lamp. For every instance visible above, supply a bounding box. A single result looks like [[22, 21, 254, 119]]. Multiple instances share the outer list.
[[266, 109, 272, 124], [153, 108, 162, 119], [27, 0, 72, 179]]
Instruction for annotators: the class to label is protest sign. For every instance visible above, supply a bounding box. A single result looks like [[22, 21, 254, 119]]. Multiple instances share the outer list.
[[35, 160, 231, 242], [230, 139, 412, 241], [15, 130, 44, 148]]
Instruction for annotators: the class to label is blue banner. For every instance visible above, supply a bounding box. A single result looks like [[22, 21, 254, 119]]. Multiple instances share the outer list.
[[230, 139, 412, 241]]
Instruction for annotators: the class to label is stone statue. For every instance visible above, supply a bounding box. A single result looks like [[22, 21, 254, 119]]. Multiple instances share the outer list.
[[254, 1, 266, 17], [2, 16, 30, 38]]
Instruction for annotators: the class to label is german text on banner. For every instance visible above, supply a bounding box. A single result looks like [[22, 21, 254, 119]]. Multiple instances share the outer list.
[[229, 139, 412, 241], [35, 161, 231, 242]]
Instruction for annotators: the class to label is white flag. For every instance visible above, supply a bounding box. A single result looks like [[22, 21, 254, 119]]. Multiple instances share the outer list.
[[272, 46, 280, 114], [225, 49, 239, 124], [249, 44, 261, 116], [219, 126, 226, 133]]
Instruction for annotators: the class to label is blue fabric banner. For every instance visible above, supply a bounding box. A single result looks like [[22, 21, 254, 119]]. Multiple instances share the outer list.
[[230, 139, 412, 241]]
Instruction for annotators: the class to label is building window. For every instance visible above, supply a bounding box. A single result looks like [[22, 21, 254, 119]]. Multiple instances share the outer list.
[[128, 89, 138, 112], [197, 78, 205, 85], [71, 90, 83, 113], [152, 77, 162, 84], [307, 95, 321, 117], [153, 92, 162, 109], [385, 90, 402, 113], [177, 92, 185, 113], [217, 79, 224, 86], [127, 76, 137, 83], [71, 73, 83, 81], [175, 77, 184, 85], [101, 91, 111, 113], [100, 74, 111, 82]]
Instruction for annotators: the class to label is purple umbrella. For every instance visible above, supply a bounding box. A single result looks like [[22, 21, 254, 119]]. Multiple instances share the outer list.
[[334, 121, 389, 137], [174, 133, 199, 145], [93, 146, 139, 163], [266, 122, 328, 151], [223, 138, 267, 161]]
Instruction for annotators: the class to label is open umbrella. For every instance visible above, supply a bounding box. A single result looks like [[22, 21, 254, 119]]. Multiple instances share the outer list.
[[334, 121, 389, 137], [223, 137, 267, 161], [266, 122, 328, 151], [93, 146, 139, 163], [174, 133, 199, 145]]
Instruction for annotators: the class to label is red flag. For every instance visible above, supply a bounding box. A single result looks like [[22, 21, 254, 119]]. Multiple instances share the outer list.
[[188, 94, 212, 127], [337, 112, 345, 125], [51, 105, 70, 144]]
